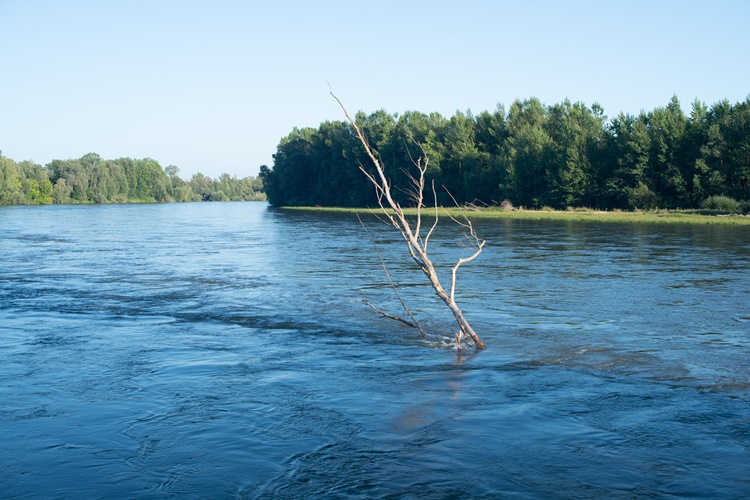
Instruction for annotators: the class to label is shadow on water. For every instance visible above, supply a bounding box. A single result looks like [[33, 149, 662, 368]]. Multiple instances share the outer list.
[[1, 202, 749, 498]]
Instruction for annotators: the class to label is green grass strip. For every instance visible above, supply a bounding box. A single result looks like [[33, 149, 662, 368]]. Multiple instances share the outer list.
[[279, 206, 750, 225]]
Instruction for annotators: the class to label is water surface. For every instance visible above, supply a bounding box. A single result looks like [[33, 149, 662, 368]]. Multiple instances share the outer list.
[[1, 202, 748, 498]]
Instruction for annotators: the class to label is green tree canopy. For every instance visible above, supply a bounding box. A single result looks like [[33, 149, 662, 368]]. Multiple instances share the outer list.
[[261, 95, 750, 212], [0, 153, 265, 206]]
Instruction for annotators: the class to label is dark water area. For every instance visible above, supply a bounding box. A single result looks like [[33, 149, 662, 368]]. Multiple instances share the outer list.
[[1, 202, 749, 498]]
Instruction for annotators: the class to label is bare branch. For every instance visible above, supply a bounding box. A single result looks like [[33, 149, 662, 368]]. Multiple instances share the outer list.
[[348, 298, 419, 329], [438, 188, 486, 302], [450, 239, 486, 302], [357, 214, 425, 338]]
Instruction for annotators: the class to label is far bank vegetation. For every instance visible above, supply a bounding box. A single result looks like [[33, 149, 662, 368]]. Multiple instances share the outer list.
[[0, 152, 265, 205], [261, 95, 750, 214]]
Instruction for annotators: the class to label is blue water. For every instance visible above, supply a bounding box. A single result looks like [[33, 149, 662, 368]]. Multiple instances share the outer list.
[[1, 202, 749, 498]]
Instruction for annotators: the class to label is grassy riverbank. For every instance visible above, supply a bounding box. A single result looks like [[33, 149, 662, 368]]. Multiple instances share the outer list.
[[280, 206, 750, 225]]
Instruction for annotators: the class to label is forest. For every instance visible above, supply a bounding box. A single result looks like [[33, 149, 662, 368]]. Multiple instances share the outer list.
[[0, 152, 264, 205], [261, 95, 750, 212]]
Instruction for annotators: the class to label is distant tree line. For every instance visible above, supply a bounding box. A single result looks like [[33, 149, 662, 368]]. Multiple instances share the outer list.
[[0, 152, 265, 205], [261, 95, 750, 211]]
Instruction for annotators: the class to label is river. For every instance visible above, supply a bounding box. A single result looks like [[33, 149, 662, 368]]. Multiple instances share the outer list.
[[1, 202, 748, 498]]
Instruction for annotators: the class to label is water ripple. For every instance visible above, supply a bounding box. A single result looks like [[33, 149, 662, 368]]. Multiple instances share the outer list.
[[1, 203, 749, 498]]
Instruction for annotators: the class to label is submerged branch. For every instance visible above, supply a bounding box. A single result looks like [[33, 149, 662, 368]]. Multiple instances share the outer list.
[[347, 298, 420, 329], [357, 214, 425, 338]]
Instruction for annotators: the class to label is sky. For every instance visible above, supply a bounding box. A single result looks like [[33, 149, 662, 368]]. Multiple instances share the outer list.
[[1, 0, 748, 180]]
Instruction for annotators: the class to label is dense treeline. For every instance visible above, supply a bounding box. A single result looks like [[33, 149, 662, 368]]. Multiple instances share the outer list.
[[261, 95, 750, 211], [0, 152, 264, 205]]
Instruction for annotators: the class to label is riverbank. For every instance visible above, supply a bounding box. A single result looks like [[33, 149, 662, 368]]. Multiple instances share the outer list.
[[279, 206, 750, 225]]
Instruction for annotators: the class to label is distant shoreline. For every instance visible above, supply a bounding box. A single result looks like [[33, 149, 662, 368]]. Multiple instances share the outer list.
[[279, 206, 750, 225]]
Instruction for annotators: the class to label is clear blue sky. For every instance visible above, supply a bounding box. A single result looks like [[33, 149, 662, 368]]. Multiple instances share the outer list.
[[1, 0, 748, 179]]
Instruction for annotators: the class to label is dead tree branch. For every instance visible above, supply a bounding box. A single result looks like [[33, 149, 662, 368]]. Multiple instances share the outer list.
[[331, 89, 486, 349]]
